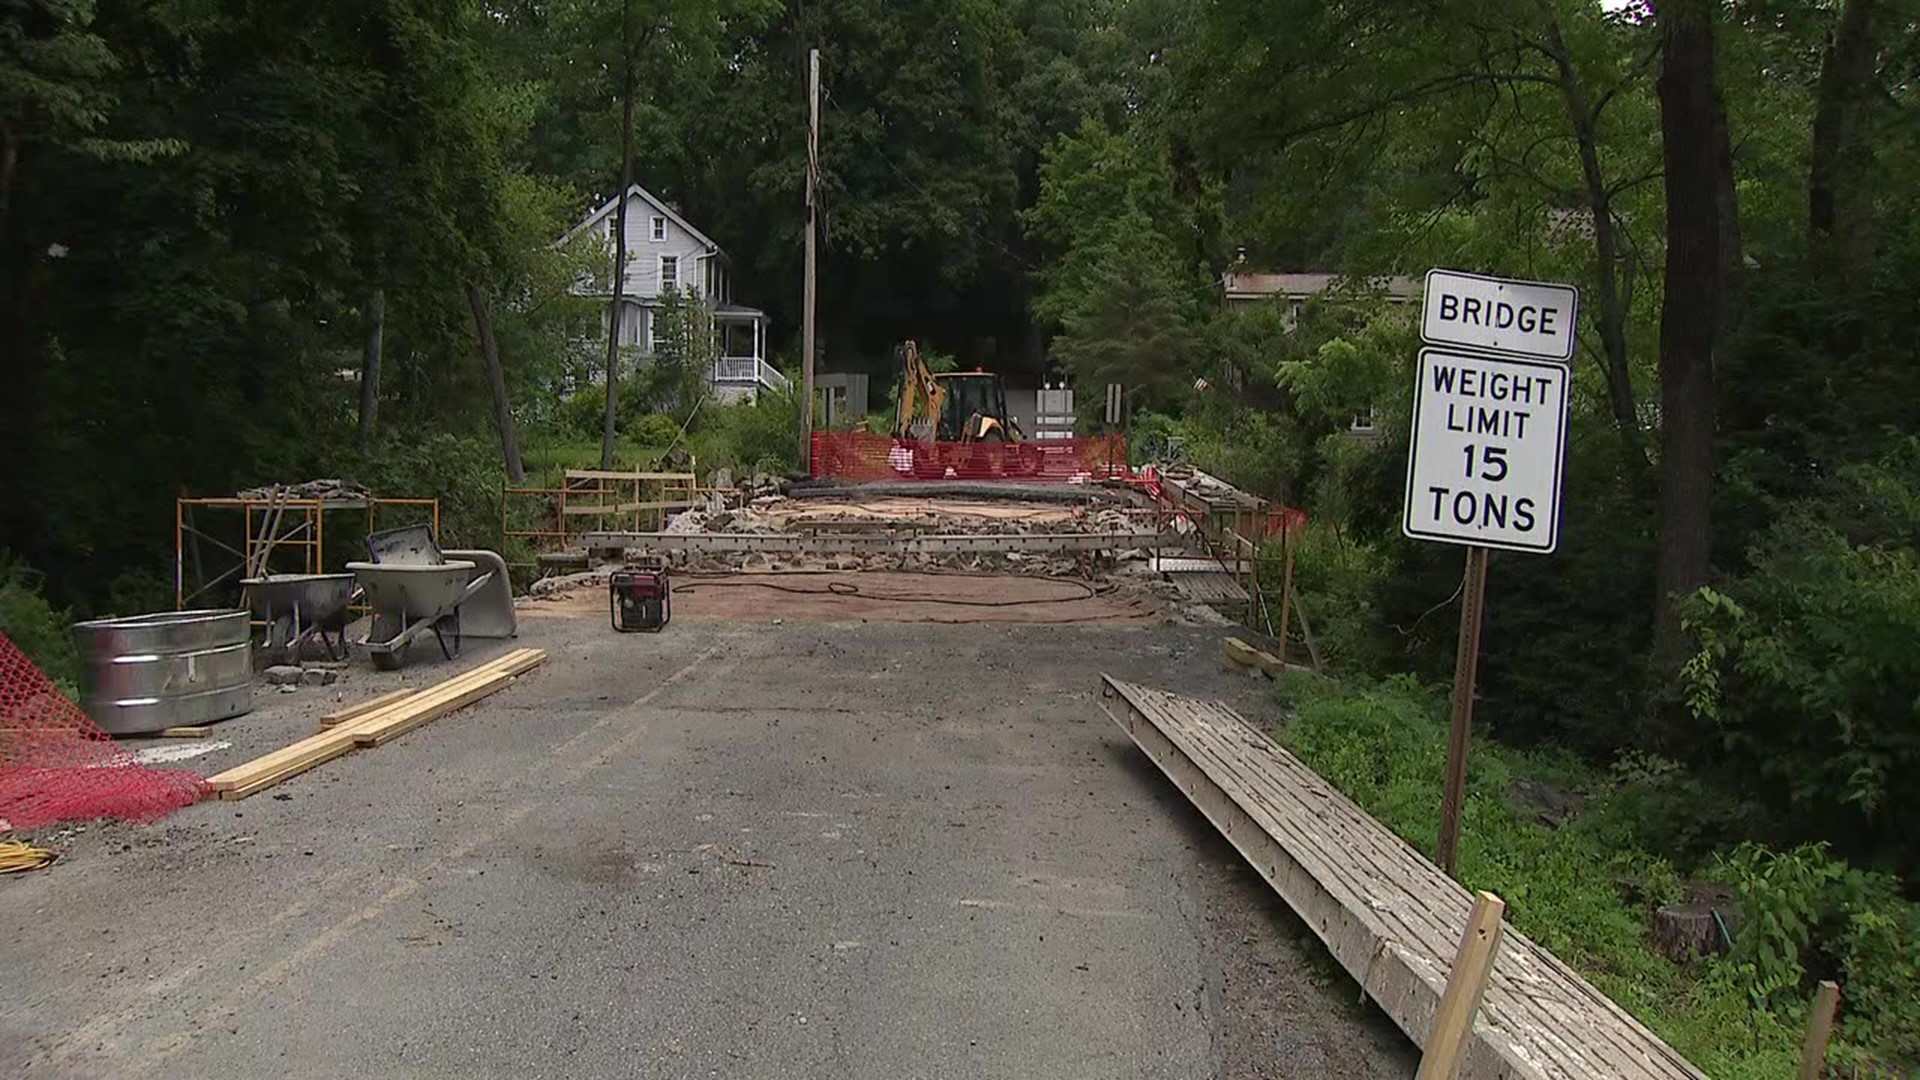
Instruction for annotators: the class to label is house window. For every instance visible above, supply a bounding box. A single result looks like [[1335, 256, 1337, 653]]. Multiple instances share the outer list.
[[660, 255, 679, 292], [651, 216, 666, 242], [1350, 407, 1376, 433]]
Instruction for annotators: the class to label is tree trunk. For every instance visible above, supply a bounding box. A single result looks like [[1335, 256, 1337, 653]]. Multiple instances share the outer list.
[[1543, 17, 1643, 462], [1652, 0, 1727, 670], [1807, 0, 1879, 278], [466, 282, 525, 484], [601, 0, 636, 470], [357, 287, 385, 449], [0, 121, 17, 249]]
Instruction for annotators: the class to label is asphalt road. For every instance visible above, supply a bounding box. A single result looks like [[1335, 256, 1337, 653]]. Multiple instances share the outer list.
[[4, 607, 1411, 1079]]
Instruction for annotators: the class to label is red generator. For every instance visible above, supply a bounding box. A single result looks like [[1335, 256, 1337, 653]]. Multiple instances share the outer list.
[[609, 558, 672, 632]]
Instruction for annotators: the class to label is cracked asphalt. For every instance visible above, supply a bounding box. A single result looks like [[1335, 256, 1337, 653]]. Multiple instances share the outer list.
[[3, 599, 1412, 1079]]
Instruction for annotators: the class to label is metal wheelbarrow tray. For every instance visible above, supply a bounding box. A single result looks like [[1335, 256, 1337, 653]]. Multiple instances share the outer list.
[[346, 560, 486, 670], [242, 573, 359, 662]]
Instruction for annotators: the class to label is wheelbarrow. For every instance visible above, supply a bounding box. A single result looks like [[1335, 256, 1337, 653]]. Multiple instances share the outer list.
[[346, 559, 487, 670], [241, 573, 359, 663], [347, 524, 517, 670]]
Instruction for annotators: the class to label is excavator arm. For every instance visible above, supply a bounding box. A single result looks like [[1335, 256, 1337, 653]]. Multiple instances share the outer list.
[[891, 340, 946, 443]]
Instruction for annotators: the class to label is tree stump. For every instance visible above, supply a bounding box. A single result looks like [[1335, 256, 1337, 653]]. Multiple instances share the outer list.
[[1652, 900, 1737, 961]]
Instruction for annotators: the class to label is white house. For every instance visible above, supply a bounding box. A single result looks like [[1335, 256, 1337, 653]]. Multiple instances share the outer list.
[[562, 184, 785, 401]]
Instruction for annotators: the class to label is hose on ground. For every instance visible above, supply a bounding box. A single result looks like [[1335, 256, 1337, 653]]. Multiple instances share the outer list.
[[672, 571, 1112, 608], [0, 839, 56, 874]]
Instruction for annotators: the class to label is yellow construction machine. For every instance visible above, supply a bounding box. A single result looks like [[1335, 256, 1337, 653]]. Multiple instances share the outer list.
[[889, 340, 1025, 444]]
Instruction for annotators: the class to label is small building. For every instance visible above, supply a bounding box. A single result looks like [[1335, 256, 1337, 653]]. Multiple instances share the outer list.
[[562, 184, 785, 401], [1223, 270, 1420, 439], [1222, 270, 1422, 330]]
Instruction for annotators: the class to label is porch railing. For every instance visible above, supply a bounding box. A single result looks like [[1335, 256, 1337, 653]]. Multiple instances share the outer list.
[[713, 357, 790, 392]]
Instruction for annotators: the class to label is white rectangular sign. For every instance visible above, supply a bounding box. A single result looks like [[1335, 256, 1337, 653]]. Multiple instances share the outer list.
[[1422, 269, 1579, 361], [1403, 349, 1569, 553]]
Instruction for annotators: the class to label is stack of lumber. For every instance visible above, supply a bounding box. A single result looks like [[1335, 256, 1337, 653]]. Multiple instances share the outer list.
[[205, 648, 546, 800]]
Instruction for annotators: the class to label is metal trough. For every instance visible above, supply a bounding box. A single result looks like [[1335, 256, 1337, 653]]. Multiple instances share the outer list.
[[72, 609, 253, 735]]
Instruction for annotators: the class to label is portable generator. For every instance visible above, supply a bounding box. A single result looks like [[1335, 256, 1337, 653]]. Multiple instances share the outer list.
[[609, 557, 672, 632]]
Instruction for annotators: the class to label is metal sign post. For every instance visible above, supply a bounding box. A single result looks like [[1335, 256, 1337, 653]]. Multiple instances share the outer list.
[[1408, 268, 1578, 876], [1435, 544, 1489, 875]]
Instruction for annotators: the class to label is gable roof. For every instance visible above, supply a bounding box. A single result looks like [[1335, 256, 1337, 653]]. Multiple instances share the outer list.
[[1223, 271, 1422, 302], [561, 183, 722, 253]]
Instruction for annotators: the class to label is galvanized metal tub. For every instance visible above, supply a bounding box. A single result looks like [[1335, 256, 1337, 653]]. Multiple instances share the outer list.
[[71, 609, 254, 735]]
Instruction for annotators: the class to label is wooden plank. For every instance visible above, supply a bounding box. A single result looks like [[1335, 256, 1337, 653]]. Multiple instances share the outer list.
[[207, 650, 540, 798], [1798, 981, 1840, 1080], [214, 654, 540, 799], [220, 652, 536, 779], [1223, 637, 1305, 677], [563, 469, 696, 482], [1174, 572, 1248, 604], [350, 650, 547, 747], [157, 725, 212, 739], [1098, 675, 1709, 1080], [318, 689, 417, 729], [1417, 891, 1507, 1080], [1160, 694, 1687, 1075]]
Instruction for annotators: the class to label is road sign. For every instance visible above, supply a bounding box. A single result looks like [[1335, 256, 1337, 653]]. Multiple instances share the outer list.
[[1422, 269, 1580, 361], [1403, 348, 1569, 554]]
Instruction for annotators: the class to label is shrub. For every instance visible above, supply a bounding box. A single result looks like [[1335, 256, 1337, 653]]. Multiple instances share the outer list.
[[1275, 673, 1807, 1075], [1681, 485, 1920, 873], [0, 554, 80, 692], [1272, 523, 1394, 673], [697, 387, 800, 476]]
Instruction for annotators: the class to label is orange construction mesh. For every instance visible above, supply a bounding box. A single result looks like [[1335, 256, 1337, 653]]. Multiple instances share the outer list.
[[811, 431, 1130, 484], [0, 633, 209, 830]]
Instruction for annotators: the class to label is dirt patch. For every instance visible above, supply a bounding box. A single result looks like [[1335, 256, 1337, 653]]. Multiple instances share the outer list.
[[522, 570, 1165, 624]]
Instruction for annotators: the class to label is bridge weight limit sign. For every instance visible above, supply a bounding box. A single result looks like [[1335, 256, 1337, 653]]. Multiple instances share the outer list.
[[1406, 270, 1576, 875]]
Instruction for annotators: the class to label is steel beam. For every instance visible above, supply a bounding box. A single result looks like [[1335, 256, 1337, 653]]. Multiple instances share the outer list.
[[577, 531, 1169, 554]]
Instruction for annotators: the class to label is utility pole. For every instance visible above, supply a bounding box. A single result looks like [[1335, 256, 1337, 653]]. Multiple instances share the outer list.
[[799, 47, 819, 473]]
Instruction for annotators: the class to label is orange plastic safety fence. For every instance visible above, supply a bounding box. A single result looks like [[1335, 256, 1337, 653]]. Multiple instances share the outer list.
[[810, 431, 1131, 484], [0, 634, 209, 830]]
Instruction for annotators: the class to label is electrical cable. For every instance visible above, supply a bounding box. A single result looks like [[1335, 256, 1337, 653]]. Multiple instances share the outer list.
[[1394, 563, 1469, 637]]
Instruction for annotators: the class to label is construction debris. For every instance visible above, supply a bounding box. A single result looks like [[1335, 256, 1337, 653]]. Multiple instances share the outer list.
[[236, 478, 372, 502]]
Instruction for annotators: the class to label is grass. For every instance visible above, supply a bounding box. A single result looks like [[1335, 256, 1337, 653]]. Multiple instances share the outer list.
[[1273, 672, 1805, 1079]]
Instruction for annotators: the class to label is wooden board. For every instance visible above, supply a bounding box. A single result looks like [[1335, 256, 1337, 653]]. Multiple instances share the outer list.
[[207, 650, 543, 799], [350, 650, 547, 748], [1222, 638, 1307, 677], [1171, 572, 1248, 605], [319, 689, 417, 729], [562, 469, 697, 482], [1098, 676, 1708, 1080], [560, 501, 697, 516], [158, 725, 212, 739]]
